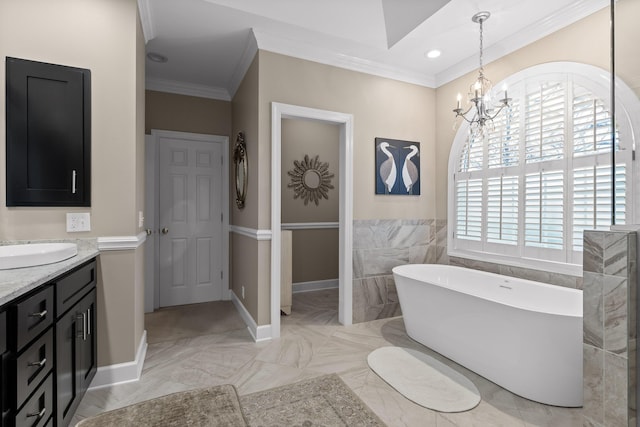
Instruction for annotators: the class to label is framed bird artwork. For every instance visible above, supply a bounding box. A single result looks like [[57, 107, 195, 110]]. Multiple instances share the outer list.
[[374, 138, 420, 195]]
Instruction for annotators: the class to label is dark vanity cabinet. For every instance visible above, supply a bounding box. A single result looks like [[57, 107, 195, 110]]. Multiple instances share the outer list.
[[2, 258, 97, 427], [8, 285, 55, 427], [1, 310, 7, 427], [5, 57, 91, 207], [54, 261, 97, 427]]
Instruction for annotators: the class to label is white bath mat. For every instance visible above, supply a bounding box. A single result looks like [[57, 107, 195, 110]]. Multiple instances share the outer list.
[[367, 346, 480, 413]]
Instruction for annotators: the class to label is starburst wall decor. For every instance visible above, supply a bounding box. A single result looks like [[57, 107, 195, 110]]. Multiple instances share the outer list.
[[287, 154, 334, 206]]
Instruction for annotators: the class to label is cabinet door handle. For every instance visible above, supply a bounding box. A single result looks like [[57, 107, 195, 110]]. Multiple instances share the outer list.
[[27, 407, 46, 419], [28, 357, 47, 368], [76, 312, 87, 340], [87, 307, 91, 335], [72, 169, 77, 194], [29, 309, 48, 318]]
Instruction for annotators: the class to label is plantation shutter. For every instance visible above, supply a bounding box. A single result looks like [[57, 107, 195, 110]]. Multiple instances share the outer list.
[[524, 170, 564, 250], [524, 82, 565, 163], [572, 165, 626, 251], [455, 178, 483, 241], [487, 175, 518, 244]]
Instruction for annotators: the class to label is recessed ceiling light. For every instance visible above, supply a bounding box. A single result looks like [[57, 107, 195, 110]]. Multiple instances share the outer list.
[[425, 50, 441, 59], [147, 52, 168, 63]]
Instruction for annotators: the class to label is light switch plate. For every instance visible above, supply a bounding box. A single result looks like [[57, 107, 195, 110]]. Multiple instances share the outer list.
[[67, 212, 91, 232]]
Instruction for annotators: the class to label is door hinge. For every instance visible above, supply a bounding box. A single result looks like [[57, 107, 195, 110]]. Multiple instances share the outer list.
[[220, 271, 223, 279], [221, 212, 223, 222]]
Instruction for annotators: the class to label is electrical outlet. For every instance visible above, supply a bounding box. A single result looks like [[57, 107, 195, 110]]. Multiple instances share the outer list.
[[66, 213, 91, 232], [241, 286, 245, 299]]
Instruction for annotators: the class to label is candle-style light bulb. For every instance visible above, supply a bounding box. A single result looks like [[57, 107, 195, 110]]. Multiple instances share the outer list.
[[456, 93, 461, 110], [502, 84, 508, 101]]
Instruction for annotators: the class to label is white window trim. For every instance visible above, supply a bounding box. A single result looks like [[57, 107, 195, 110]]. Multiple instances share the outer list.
[[447, 62, 640, 277]]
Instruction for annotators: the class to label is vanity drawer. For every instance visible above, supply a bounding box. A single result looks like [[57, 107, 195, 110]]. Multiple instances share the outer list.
[[16, 329, 53, 409], [16, 286, 53, 351], [56, 260, 96, 318], [15, 373, 52, 427]]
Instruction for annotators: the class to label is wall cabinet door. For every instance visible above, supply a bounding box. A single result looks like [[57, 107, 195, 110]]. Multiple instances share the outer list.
[[55, 289, 96, 427], [6, 57, 91, 207]]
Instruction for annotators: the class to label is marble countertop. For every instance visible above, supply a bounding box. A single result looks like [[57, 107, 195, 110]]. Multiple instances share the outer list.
[[0, 239, 99, 306]]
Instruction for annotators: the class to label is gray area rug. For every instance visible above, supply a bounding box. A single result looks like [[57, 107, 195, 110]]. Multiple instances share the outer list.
[[75, 384, 246, 426], [76, 374, 384, 427], [241, 374, 385, 427]]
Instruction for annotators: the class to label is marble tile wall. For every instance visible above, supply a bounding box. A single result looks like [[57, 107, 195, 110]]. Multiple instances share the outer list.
[[352, 219, 433, 323], [583, 230, 637, 427]]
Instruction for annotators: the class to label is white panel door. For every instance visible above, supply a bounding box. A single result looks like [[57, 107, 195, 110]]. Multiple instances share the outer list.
[[159, 135, 223, 307]]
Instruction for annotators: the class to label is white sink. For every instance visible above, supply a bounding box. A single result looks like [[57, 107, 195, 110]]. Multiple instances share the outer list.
[[0, 243, 78, 270]]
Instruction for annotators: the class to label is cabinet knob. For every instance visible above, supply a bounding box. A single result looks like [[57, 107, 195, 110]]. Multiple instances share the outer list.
[[146, 228, 153, 236], [161, 227, 169, 235]]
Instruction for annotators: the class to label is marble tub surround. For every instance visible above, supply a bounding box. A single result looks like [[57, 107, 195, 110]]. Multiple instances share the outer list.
[[0, 238, 99, 305], [352, 219, 433, 323], [583, 230, 637, 427], [72, 289, 583, 427]]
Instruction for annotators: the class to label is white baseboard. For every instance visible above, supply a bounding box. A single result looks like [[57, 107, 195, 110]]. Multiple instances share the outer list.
[[292, 279, 339, 294], [230, 290, 272, 342], [89, 330, 148, 390]]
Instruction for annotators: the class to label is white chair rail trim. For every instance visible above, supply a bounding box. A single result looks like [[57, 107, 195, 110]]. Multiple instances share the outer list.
[[97, 232, 147, 251], [229, 225, 272, 241]]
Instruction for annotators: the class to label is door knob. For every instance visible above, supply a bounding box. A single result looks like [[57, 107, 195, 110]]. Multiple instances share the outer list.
[[161, 227, 169, 234]]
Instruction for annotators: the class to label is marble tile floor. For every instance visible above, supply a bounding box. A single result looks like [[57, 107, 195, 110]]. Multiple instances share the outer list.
[[73, 289, 582, 426]]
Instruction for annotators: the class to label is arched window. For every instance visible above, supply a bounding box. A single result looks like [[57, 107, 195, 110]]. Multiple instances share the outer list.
[[448, 62, 639, 275]]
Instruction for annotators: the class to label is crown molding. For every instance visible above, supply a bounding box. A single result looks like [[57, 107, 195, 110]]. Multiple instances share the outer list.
[[137, 0, 155, 44], [146, 78, 231, 101], [252, 28, 436, 88], [227, 30, 259, 98], [435, 0, 608, 87]]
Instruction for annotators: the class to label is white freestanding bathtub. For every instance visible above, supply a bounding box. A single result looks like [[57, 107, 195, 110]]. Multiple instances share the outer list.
[[392, 264, 583, 407]]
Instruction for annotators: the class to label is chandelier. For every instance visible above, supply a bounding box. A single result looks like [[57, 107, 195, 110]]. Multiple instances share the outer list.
[[453, 11, 511, 136]]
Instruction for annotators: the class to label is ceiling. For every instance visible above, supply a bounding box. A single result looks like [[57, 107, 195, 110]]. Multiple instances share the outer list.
[[139, 0, 607, 101]]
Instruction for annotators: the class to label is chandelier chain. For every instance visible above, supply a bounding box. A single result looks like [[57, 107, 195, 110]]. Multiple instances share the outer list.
[[479, 17, 484, 76]]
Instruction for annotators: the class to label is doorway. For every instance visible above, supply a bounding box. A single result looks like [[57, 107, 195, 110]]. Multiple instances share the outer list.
[[271, 103, 353, 339], [145, 130, 229, 311]]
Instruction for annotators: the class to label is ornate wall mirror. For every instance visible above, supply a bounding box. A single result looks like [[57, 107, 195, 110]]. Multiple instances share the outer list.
[[234, 132, 248, 209], [287, 154, 334, 205]]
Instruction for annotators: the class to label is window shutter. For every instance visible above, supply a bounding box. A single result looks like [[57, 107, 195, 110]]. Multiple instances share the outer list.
[[573, 85, 615, 157], [525, 82, 565, 163], [525, 170, 564, 250], [455, 178, 483, 241], [572, 165, 626, 250], [488, 100, 520, 169], [458, 133, 483, 172], [487, 176, 518, 244]]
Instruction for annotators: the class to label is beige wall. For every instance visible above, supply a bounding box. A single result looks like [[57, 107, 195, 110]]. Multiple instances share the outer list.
[[282, 118, 340, 283], [145, 90, 231, 136], [259, 51, 436, 225], [434, 7, 612, 219], [616, 0, 640, 98], [0, 0, 144, 366], [0, 0, 142, 238], [230, 55, 265, 322], [230, 51, 437, 325]]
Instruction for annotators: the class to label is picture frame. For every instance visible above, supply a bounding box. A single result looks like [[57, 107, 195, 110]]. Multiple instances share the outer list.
[[375, 138, 420, 195]]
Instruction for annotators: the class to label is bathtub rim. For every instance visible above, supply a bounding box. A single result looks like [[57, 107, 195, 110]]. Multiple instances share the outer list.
[[392, 264, 582, 319]]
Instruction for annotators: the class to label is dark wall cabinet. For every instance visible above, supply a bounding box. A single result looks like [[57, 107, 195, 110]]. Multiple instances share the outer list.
[[2, 258, 97, 427], [6, 57, 91, 207]]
